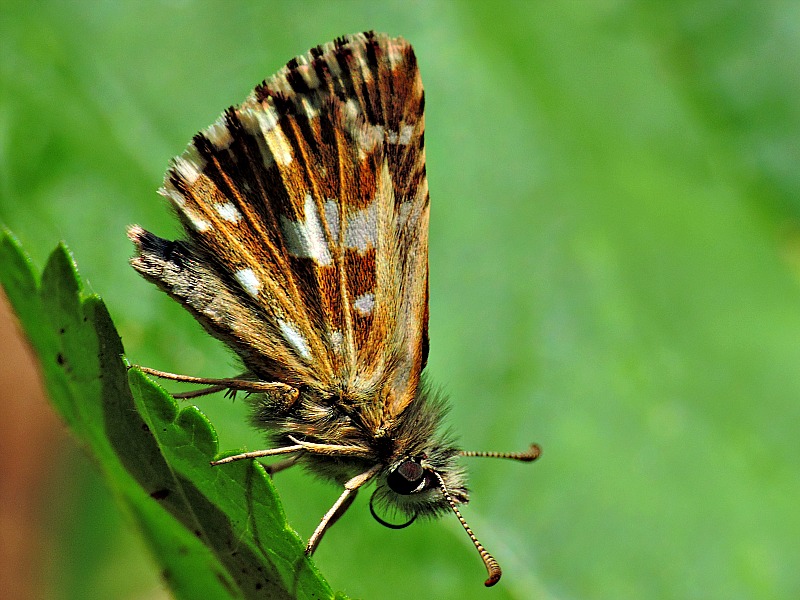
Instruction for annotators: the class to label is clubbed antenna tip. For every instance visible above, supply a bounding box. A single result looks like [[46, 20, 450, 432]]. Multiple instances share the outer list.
[[433, 471, 502, 587]]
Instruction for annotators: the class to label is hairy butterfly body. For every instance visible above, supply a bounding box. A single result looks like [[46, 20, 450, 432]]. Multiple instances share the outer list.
[[129, 31, 539, 586]]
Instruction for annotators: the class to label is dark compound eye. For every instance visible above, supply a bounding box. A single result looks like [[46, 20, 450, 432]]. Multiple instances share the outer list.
[[387, 459, 427, 495]]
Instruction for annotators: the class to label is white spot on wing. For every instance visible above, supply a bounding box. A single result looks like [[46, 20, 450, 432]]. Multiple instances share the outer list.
[[386, 41, 403, 69], [354, 292, 375, 315], [206, 120, 233, 149], [280, 194, 333, 265], [256, 105, 279, 131], [383, 125, 414, 146], [344, 199, 378, 252], [398, 124, 414, 145], [297, 64, 321, 89], [187, 214, 211, 232], [173, 154, 204, 185], [279, 319, 311, 360], [270, 73, 293, 96], [159, 185, 185, 208], [355, 51, 371, 81], [301, 97, 319, 119], [324, 199, 340, 241], [324, 49, 343, 77], [344, 99, 360, 121], [234, 268, 261, 298], [215, 202, 242, 223], [329, 329, 343, 353], [238, 107, 276, 169], [395, 202, 414, 229], [355, 125, 383, 159]]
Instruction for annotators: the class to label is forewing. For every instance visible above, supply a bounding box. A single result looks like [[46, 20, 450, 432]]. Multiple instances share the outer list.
[[130, 32, 429, 411]]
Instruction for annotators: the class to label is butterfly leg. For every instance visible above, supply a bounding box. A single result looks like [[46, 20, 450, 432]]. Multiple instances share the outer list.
[[132, 365, 298, 401], [211, 444, 305, 466], [305, 464, 381, 555], [213, 438, 374, 469]]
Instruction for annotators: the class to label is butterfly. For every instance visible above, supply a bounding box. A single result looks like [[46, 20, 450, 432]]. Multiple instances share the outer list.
[[128, 31, 540, 586]]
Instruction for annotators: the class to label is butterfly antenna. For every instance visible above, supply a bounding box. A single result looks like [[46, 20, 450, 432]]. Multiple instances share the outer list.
[[433, 471, 502, 587], [460, 443, 541, 462]]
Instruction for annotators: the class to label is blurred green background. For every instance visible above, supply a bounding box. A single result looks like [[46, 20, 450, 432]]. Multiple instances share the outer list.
[[2, 1, 800, 599]]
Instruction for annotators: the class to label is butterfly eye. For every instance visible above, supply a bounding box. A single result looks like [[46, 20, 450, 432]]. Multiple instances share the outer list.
[[387, 459, 427, 495]]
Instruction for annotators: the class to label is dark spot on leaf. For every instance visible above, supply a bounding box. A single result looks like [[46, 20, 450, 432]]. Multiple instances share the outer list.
[[59, 327, 65, 334], [150, 488, 170, 500], [56, 353, 65, 365], [141, 422, 150, 432], [194, 529, 202, 538]]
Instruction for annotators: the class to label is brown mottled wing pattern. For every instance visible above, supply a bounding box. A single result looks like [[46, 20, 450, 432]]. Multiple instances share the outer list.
[[130, 32, 429, 419]]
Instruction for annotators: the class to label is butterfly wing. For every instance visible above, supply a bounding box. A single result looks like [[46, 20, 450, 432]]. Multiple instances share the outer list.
[[130, 32, 429, 419]]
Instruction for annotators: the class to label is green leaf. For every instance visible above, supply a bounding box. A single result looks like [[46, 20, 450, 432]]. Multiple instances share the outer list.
[[0, 229, 340, 600], [5, 4, 800, 598]]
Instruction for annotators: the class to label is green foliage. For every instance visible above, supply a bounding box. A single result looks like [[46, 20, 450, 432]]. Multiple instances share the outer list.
[[2, 2, 800, 599], [0, 231, 337, 600]]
